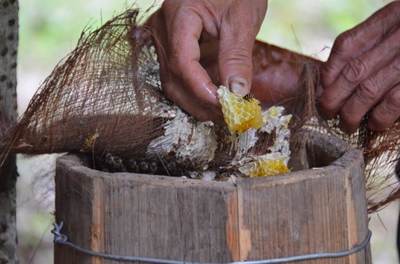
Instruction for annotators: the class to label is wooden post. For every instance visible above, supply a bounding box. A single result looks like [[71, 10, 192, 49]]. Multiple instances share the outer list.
[[55, 131, 371, 264], [0, 0, 18, 263]]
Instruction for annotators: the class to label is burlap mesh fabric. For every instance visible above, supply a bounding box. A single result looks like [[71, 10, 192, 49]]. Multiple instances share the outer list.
[[1, 9, 399, 212], [10, 10, 169, 158]]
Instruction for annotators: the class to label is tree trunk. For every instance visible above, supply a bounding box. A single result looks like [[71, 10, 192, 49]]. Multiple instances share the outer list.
[[0, 0, 18, 263]]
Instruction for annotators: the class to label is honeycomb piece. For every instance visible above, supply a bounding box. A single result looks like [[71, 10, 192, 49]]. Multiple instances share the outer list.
[[239, 154, 290, 177], [217, 86, 263, 134]]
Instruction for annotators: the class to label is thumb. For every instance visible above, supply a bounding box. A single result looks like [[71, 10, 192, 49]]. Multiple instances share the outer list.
[[219, 32, 254, 97], [218, 1, 266, 97]]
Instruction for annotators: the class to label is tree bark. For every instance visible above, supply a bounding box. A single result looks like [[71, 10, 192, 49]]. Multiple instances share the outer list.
[[0, 0, 18, 263]]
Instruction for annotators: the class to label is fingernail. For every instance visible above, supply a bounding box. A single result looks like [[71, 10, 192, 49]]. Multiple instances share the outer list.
[[229, 77, 249, 97]]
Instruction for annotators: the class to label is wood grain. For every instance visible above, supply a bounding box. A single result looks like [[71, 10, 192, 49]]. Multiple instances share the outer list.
[[55, 131, 371, 264]]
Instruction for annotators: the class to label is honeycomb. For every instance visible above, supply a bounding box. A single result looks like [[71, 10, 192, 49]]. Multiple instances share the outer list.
[[239, 155, 290, 177], [217, 86, 291, 177], [217, 86, 263, 134]]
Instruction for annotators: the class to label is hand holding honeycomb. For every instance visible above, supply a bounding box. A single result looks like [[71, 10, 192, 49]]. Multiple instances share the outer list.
[[217, 86, 264, 135]]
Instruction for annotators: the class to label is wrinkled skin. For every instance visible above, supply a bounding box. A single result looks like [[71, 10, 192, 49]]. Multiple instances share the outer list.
[[146, 0, 399, 133], [146, 0, 267, 121], [251, 41, 319, 107], [145, 0, 317, 120], [321, 1, 400, 133]]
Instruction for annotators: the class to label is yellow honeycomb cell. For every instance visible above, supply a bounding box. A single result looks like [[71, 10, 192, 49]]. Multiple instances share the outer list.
[[217, 86, 263, 134], [240, 158, 290, 177]]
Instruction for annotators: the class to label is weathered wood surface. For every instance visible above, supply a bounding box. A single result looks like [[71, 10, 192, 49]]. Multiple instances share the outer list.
[[0, 0, 18, 263], [55, 131, 371, 264]]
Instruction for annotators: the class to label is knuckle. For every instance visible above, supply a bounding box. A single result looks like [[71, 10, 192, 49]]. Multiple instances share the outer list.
[[342, 58, 367, 84], [220, 46, 252, 66], [335, 30, 357, 51], [386, 89, 400, 112], [356, 78, 380, 103], [173, 3, 201, 20], [175, 5, 190, 16]]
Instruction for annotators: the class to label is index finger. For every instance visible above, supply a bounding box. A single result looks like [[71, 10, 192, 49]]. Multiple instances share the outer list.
[[323, 1, 400, 87], [169, 8, 219, 107]]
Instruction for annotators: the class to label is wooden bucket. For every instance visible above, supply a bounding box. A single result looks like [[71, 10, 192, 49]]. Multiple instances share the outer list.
[[54, 131, 371, 263]]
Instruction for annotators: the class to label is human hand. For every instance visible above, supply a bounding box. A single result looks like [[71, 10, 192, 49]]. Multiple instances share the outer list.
[[145, 0, 267, 121], [320, 1, 400, 133]]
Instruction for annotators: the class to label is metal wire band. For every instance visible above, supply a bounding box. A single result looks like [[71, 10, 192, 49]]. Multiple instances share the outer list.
[[52, 222, 371, 264]]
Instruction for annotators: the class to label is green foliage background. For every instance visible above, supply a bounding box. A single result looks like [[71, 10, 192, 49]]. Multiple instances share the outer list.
[[19, 0, 391, 69]]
